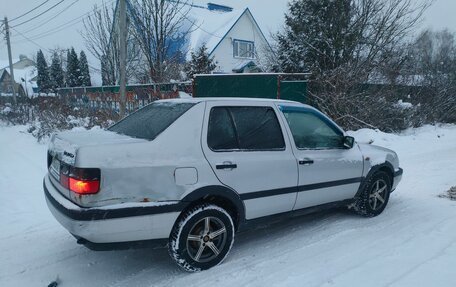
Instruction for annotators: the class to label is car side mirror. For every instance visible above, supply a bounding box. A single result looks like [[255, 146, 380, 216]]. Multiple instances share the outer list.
[[343, 136, 355, 149]]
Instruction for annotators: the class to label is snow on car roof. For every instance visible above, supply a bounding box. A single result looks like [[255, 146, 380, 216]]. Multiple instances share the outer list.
[[156, 97, 309, 106]]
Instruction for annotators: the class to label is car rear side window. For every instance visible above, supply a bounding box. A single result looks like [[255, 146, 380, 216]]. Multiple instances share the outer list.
[[207, 107, 238, 150], [109, 102, 195, 140], [208, 106, 285, 151]]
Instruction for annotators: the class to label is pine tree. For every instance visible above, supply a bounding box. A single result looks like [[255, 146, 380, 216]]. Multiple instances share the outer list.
[[36, 49, 51, 93], [50, 52, 64, 92], [66, 47, 81, 87], [277, 0, 354, 73], [79, 51, 92, 86], [184, 45, 217, 79]]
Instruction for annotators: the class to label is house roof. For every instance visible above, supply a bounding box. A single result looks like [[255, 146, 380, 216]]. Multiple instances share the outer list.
[[187, 8, 244, 56], [0, 55, 38, 96], [191, 0, 289, 41], [0, 67, 38, 96], [231, 60, 261, 73], [0, 59, 19, 70], [187, 7, 270, 57]]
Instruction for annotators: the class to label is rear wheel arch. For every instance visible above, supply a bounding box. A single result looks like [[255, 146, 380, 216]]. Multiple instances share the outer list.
[[180, 185, 246, 230]]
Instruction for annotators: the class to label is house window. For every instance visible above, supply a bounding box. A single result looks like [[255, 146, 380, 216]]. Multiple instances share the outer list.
[[233, 40, 255, 59]]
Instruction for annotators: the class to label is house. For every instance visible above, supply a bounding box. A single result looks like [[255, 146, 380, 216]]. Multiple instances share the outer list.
[[187, 5, 272, 73], [118, 2, 274, 79], [0, 55, 37, 97]]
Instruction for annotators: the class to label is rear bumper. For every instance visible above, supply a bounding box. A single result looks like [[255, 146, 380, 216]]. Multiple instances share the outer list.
[[43, 175, 184, 244], [392, 168, 403, 191]]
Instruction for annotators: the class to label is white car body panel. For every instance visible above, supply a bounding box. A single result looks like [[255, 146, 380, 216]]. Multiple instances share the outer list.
[[43, 98, 403, 245], [292, 149, 364, 210], [201, 100, 299, 219], [274, 103, 365, 210], [358, 143, 400, 176], [44, 175, 179, 243], [50, 102, 222, 207]]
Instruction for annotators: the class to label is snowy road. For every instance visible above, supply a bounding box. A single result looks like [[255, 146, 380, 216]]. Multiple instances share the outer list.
[[1, 125, 455, 287]]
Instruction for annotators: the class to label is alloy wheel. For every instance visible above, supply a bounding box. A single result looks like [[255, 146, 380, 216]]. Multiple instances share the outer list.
[[186, 216, 227, 263], [369, 179, 388, 211]]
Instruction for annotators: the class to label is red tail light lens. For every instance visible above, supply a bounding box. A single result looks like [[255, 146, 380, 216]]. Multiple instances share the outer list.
[[69, 178, 100, 194], [57, 163, 101, 195]]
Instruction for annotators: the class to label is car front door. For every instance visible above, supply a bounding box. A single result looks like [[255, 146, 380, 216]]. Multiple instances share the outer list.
[[277, 105, 364, 210], [201, 101, 298, 220]]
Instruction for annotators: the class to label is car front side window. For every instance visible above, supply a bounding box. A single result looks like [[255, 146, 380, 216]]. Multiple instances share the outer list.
[[281, 108, 344, 150]]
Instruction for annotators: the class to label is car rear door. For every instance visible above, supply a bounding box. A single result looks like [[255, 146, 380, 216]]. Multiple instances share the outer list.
[[201, 101, 298, 220], [277, 105, 364, 210]]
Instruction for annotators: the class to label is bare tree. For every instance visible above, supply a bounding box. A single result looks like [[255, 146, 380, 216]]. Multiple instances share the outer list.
[[277, 0, 432, 131], [82, 2, 141, 85], [129, 0, 192, 82], [408, 29, 456, 124]]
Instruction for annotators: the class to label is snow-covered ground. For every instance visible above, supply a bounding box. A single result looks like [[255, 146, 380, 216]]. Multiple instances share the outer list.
[[1, 124, 455, 287]]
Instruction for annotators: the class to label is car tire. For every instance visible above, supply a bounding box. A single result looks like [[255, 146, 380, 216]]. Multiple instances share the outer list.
[[354, 171, 392, 217], [168, 204, 235, 272]]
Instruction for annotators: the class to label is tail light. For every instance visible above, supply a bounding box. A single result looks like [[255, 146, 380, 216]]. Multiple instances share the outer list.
[[69, 178, 100, 194], [59, 164, 101, 195]]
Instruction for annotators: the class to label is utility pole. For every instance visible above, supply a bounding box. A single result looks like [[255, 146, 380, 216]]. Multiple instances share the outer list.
[[118, 0, 127, 118], [4, 17, 17, 105]]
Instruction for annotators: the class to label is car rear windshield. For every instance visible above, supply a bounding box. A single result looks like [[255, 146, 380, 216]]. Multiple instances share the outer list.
[[108, 102, 195, 140]]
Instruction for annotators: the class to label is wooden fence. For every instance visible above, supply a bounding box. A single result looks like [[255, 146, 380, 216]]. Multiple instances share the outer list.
[[56, 82, 192, 113]]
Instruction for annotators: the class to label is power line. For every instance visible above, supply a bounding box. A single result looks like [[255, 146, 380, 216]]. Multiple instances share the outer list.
[[13, 0, 79, 37], [13, 16, 84, 43], [10, 27, 50, 52], [10, 0, 51, 22], [12, 0, 67, 28], [14, 0, 116, 42]]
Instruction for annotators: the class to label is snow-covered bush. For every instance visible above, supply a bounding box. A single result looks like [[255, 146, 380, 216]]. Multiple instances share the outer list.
[[439, 186, 456, 201], [0, 101, 34, 125], [0, 97, 116, 142], [27, 98, 115, 142]]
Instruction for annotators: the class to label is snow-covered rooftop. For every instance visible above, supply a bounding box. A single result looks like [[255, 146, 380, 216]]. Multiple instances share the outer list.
[[187, 7, 245, 55], [0, 59, 19, 70], [1, 66, 37, 96], [191, 0, 289, 40]]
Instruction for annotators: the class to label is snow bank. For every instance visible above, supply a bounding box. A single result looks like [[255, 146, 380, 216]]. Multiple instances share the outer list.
[[1, 124, 456, 286]]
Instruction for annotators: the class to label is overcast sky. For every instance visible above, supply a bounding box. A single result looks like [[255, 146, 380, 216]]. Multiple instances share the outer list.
[[1, 0, 455, 82]]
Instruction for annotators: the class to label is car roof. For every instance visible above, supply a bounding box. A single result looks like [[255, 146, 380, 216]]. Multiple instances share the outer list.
[[156, 97, 312, 108]]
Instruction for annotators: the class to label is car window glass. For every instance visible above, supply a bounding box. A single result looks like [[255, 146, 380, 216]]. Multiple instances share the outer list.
[[109, 102, 195, 140], [230, 107, 285, 150], [208, 106, 285, 151], [207, 107, 239, 150], [282, 110, 343, 149]]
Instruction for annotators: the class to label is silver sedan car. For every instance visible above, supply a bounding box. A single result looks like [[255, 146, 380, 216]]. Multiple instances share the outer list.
[[44, 98, 403, 271]]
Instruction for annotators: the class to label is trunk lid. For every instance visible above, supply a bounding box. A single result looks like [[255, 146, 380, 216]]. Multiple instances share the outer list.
[[48, 129, 146, 165], [47, 129, 147, 202]]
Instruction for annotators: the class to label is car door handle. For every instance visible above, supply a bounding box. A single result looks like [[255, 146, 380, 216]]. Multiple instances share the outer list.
[[216, 163, 237, 170], [299, 158, 314, 165]]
